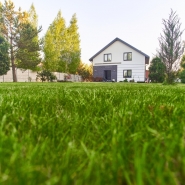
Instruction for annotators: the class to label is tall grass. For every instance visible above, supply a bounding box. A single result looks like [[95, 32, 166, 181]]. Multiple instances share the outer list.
[[0, 82, 185, 185]]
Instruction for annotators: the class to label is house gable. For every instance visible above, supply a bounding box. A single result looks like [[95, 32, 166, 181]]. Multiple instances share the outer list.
[[89, 37, 149, 64], [92, 40, 146, 66]]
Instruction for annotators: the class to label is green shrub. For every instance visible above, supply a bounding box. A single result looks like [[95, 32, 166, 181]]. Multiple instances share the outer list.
[[180, 70, 185, 83], [149, 57, 166, 83], [36, 70, 57, 82], [165, 71, 176, 84]]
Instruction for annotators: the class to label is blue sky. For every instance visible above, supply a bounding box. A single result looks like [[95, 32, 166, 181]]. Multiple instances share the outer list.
[[8, 0, 185, 63]]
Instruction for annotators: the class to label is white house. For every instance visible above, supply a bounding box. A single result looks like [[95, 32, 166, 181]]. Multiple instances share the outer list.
[[89, 37, 150, 82]]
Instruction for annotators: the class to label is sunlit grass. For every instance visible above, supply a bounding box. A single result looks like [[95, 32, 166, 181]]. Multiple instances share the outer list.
[[0, 82, 185, 185]]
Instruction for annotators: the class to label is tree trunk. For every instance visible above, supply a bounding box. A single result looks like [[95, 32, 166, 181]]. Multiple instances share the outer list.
[[10, 32, 17, 82], [12, 62, 17, 82]]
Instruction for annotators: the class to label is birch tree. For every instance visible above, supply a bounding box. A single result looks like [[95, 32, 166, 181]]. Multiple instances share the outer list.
[[43, 11, 66, 72], [64, 14, 80, 74]]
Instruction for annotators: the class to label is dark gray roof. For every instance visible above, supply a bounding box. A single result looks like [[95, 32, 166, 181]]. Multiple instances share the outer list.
[[89, 37, 150, 61]]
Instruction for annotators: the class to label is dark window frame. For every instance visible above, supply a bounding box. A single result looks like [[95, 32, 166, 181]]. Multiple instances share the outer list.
[[104, 53, 112, 62], [123, 52, 132, 61], [123, 70, 132, 78]]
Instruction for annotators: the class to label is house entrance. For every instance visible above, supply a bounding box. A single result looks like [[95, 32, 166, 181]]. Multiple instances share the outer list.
[[104, 70, 111, 81]]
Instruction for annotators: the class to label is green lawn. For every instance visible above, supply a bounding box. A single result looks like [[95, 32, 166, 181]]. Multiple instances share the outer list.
[[0, 82, 185, 185]]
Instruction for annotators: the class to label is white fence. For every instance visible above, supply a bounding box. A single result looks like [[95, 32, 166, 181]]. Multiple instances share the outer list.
[[0, 68, 82, 82]]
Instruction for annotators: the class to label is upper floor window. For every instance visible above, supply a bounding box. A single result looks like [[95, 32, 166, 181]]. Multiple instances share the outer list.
[[104, 53, 112, 62], [123, 52, 132, 61]]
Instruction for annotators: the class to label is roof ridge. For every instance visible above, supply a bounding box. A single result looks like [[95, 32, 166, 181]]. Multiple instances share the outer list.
[[89, 38, 149, 61]]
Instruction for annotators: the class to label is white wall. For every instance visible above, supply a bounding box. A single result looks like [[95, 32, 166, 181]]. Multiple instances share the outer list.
[[117, 64, 145, 82], [92, 41, 146, 81], [0, 68, 82, 82]]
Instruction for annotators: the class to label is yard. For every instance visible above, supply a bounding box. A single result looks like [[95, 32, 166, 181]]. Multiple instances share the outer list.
[[0, 82, 185, 185]]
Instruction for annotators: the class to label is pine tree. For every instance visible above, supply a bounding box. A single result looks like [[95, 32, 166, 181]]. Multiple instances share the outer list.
[[15, 4, 42, 70], [0, 34, 9, 76], [15, 23, 42, 70], [43, 11, 66, 72], [158, 9, 184, 84]]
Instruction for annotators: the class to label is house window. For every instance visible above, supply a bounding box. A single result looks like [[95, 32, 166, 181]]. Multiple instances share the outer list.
[[104, 54, 112, 62], [123, 52, 132, 61], [123, 70, 132, 78]]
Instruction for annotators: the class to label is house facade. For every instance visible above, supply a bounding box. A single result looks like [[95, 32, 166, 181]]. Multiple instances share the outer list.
[[89, 37, 149, 82]]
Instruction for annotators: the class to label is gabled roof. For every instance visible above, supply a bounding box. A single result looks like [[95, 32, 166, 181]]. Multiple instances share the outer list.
[[89, 37, 149, 61]]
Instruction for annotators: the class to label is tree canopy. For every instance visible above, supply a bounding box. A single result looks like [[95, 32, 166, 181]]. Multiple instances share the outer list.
[[64, 14, 81, 74], [43, 12, 81, 74], [43, 11, 66, 72], [0, 1, 81, 81], [0, 0, 42, 81], [158, 9, 184, 84], [15, 22, 42, 70], [0, 34, 9, 76], [179, 54, 185, 83], [77, 61, 92, 81], [149, 57, 166, 83], [28, 3, 38, 29]]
